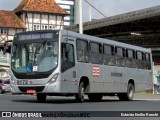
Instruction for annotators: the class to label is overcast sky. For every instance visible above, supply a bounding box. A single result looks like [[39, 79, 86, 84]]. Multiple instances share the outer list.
[[1, 0, 160, 22]]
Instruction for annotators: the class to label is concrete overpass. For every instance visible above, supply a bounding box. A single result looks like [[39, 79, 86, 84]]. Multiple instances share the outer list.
[[70, 5, 160, 62]]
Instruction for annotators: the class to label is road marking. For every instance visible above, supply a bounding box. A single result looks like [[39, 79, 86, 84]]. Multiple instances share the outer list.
[[134, 99, 160, 101]]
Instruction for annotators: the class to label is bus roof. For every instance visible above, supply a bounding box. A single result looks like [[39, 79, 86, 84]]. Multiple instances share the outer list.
[[14, 29, 151, 53], [60, 30, 151, 53]]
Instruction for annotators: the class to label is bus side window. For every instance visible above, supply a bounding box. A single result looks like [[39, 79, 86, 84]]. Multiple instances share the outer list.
[[136, 52, 143, 69], [126, 49, 134, 68], [61, 43, 75, 72], [115, 47, 126, 67], [145, 53, 151, 70], [90, 42, 103, 64], [76, 39, 89, 63], [103, 45, 115, 66]]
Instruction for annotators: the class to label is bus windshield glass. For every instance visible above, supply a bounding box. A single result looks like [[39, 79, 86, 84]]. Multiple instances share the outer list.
[[11, 41, 58, 73]]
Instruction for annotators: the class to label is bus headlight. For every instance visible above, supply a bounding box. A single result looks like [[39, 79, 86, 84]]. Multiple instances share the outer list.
[[11, 79, 16, 85], [48, 73, 59, 84]]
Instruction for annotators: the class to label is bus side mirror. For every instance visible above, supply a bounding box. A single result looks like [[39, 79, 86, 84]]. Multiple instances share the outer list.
[[3, 45, 11, 55], [6, 46, 11, 54], [3, 44, 6, 55], [3, 40, 12, 55]]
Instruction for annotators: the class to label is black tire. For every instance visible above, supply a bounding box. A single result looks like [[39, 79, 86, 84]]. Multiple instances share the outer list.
[[0, 89, 4, 94], [36, 93, 46, 103], [118, 83, 134, 101], [0, 89, 2, 94], [75, 82, 85, 103], [88, 94, 103, 102]]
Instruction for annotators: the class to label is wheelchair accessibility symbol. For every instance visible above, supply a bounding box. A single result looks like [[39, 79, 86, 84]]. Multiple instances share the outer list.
[[26, 66, 31, 72]]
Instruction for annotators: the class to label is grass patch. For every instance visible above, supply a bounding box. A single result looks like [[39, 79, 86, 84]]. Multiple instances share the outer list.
[[135, 91, 152, 94]]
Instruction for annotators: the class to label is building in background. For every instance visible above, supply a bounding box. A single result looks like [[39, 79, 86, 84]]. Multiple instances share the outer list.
[[0, 10, 26, 45], [0, 10, 26, 77], [55, 0, 75, 26], [0, 0, 68, 47], [0, 0, 68, 41], [14, 0, 68, 31]]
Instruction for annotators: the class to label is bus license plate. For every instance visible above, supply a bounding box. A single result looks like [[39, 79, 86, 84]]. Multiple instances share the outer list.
[[17, 80, 28, 85], [27, 90, 36, 94]]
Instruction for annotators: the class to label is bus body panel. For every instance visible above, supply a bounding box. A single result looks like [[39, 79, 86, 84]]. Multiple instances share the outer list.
[[10, 30, 153, 97]]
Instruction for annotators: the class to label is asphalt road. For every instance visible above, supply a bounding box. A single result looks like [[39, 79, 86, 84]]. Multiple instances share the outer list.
[[0, 93, 160, 111], [0, 93, 160, 120]]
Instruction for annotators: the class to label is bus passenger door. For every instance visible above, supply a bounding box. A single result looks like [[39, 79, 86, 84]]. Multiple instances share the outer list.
[[61, 38, 77, 93]]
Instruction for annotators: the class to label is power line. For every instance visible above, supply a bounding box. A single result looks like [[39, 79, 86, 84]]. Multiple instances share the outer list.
[[83, 0, 107, 18]]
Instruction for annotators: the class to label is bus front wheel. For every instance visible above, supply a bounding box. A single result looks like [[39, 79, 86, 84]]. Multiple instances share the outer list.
[[0, 89, 2, 94], [36, 93, 46, 103], [75, 82, 85, 103], [118, 83, 134, 101]]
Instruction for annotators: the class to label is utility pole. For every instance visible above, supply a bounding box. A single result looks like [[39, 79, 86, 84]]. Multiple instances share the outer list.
[[79, 0, 83, 34], [89, 0, 92, 21]]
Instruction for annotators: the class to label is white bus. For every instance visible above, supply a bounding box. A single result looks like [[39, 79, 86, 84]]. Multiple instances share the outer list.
[[9, 30, 153, 102]]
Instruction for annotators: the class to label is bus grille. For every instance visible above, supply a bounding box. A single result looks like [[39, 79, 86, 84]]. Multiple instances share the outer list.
[[18, 86, 45, 92]]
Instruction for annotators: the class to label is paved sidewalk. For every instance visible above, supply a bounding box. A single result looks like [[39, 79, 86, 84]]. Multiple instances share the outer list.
[[134, 93, 160, 100], [101, 93, 160, 101]]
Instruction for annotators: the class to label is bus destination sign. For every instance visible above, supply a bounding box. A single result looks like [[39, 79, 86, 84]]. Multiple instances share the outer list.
[[18, 33, 54, 41]]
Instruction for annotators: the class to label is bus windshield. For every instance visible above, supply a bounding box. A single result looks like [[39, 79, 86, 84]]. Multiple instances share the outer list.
[[11, 41, 58, 73]]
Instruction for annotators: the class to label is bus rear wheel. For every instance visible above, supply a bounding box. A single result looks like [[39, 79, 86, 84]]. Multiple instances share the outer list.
[[36, 93, 46, 103], [118, 83, 134, 101], [88, 94, 103, 102], [75, 82, 85, 103], [0, 89, 2, 94]]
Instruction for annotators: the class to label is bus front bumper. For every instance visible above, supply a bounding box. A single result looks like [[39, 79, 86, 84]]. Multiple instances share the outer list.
[[10, 81, 61, 94]]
